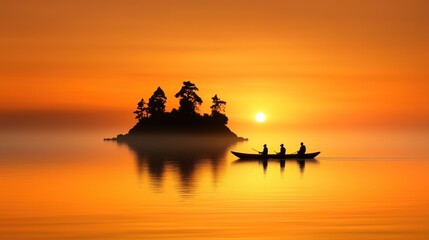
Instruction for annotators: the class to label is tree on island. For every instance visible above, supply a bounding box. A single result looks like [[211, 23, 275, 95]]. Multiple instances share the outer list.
[[133, 98, 148, 121], [148, 87, 167, 118], [210, 94, 228, 125], [210, 94, 226, 115], [175, 81, 203, 115], [116, 81, 245, 142]]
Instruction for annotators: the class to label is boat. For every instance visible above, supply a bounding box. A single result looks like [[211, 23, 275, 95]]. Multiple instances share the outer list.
[[231, 151, 320, 159]]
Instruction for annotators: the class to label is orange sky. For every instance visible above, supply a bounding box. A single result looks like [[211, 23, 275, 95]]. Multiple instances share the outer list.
[[0, 0, 428, 131]]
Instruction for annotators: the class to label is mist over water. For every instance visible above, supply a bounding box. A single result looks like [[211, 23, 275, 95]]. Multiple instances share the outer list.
[[1, 129, 429, 239]]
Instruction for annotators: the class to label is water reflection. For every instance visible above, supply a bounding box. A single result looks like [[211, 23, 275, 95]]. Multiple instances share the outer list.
[[233, 158, 319, 176], [120, 135, 236, 196]]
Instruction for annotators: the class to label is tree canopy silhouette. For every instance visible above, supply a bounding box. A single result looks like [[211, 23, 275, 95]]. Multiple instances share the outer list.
[[133, 98, 148, 121], [175, 81, 202, 115], [107, 81, 246, 142], [210, 94, 226, 115], [148, 87, 167, 118], [210, 94, 228, 125]]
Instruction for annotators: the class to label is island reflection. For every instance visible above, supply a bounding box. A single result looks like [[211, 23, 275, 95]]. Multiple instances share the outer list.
[[120, 135, 236, 196]]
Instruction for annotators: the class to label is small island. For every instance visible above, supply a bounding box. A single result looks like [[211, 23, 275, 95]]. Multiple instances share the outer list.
[[106, 81, 246, 143]]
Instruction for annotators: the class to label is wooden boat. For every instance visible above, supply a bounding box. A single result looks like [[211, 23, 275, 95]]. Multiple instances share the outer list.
[[231, 151, 320, 159]]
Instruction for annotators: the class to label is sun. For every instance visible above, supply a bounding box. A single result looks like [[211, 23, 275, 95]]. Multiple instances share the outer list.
[[255, 112, 266, 123]]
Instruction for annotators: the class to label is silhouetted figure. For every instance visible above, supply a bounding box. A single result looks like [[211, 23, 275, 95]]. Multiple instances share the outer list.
[[298, 142, 306, 155], [278, 144, 286, 156], [260, 144, 268, 157]]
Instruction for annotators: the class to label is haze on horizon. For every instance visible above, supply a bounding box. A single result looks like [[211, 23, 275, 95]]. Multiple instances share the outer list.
[[0, 0, 428, 133]]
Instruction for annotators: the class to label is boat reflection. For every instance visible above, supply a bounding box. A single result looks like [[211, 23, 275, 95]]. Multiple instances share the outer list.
[[233, 158, 319, 175], [119, 135, 237, 196]]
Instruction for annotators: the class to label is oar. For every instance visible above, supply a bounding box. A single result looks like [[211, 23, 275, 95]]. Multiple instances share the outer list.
[[251, 148, 260, 153]]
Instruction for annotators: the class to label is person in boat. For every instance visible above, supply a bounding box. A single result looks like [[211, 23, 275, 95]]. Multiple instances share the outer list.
[[260, 144, 268, 156], [278, 144, 286, 156], [298, 142, 306, 155]]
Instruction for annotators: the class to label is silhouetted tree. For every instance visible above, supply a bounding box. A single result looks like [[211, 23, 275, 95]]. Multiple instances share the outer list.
[[120, 82, 241, 140], [210, 94, 226, 115], [148, 87, 167, 117], [175, 81, 202, 114], [133, 98, 148, 121], [210, 94, 228, 125]]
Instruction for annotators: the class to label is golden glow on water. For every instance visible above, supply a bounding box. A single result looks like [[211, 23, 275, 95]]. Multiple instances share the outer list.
[[1, 131, 429, 239]]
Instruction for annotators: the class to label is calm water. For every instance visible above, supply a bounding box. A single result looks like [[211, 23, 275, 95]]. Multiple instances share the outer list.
[[1, 130, 429, 240]]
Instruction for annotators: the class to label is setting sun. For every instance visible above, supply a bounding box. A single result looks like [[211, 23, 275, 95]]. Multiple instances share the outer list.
[[255, 112, 266, 123]]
